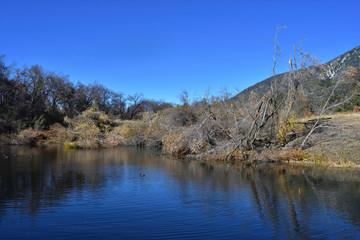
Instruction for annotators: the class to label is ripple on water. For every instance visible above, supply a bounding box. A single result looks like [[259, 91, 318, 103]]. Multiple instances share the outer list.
[[0, 146, 360, 239]]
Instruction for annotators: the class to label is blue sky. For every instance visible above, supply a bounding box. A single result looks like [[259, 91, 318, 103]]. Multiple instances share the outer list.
[[1, 0, 359, 103]]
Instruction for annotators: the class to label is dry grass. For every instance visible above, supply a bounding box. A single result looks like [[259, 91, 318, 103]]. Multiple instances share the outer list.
[[297, 112, 360, 126], [264, 147, 307, 162], [277, 147, 307, 161], [203, 149, 252, 163], [298, 112, 360, 165]]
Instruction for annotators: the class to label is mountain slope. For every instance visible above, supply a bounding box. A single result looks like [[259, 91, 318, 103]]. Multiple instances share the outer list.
[[232, 45, 360, 106]]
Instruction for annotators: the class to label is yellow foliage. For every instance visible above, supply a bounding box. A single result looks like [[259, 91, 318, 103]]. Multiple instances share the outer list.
[[114, 121, 146, 145], [99, 114, 109, 123], [62, 108, 115, 148], [74, 122, 100, 139], [83, 108, 95, 118], [277, 116, 303, 144], [64, 142, 80, 150]]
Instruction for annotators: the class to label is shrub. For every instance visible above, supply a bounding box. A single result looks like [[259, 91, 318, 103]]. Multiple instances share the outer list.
[[142, 112, 168, 145], [16, 128, 48, 145], [17, 128, 38, 144], [114, 121, 146, 146], [102, 132, 125, 147], [165, 105, 197, 127], [63, 108, 113, 148], [161, 126, 209, 156], [161, 129, 189, 155], [49, 123, 75, 142]]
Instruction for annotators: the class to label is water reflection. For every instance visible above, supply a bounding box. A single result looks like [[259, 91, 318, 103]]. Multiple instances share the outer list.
[[0, 145, 360, 239]]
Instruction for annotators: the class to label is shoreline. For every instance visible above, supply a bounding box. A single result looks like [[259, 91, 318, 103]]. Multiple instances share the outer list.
[[1, 137, 359, 170], [1, 112, 359, 169]]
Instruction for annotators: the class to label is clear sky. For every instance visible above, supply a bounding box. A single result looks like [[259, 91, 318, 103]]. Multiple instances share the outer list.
[[1, 0, 359, 103]]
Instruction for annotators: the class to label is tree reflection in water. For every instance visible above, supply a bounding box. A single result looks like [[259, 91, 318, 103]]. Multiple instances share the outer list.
[[0, 145, 359, 239]]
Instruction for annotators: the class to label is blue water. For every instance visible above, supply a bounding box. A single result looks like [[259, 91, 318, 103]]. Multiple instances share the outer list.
[[0, 146, 359, 239]]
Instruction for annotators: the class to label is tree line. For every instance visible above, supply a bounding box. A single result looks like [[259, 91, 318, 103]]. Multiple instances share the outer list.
[[1, 41, 359, 161], [0, 56, 173, 133]]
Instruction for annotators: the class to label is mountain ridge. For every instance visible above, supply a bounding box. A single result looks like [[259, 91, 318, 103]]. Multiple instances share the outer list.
[[232, 45, 360, 105]]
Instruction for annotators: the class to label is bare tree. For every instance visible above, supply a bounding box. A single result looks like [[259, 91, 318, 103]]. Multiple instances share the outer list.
[[300, 66, 359, 149], [126, 93, 144, 119]]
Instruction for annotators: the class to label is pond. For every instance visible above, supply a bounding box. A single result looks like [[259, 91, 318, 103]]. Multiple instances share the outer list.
[[0, 145, 359, 239]]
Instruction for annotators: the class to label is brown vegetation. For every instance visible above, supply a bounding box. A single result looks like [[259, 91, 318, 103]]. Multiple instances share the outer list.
[[1, 36, 360, 167]]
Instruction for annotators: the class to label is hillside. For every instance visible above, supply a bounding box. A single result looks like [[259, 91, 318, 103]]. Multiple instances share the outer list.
[[232, 45, 360, 111]]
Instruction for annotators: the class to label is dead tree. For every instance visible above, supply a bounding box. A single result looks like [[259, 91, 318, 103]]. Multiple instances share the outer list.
[[301, 66, 359, 149], [226, 29, 321, 157]]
